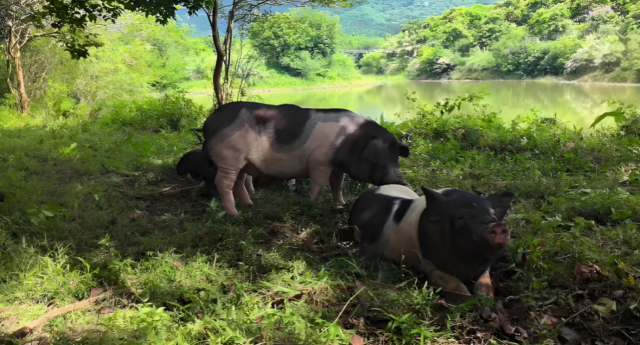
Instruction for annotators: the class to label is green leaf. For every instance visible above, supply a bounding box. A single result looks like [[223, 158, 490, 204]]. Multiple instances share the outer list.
[[8, 173, 20, 181], [44, 203, 63, 213], [42, 210, 55, 217], [612, 210, 632, 221], [532, 278, 543, 289], [592, 297, 617, 317], [590, 107, 624, 128]]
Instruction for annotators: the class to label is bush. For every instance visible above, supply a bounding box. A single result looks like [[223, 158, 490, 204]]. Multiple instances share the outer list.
[[327, 53, 358, 79], [359, 52, 387, 74], [249, 8, 340, 76], [100, 91, 206, 132], [452, 48, 498, 79], [279, 51, 327, 78]]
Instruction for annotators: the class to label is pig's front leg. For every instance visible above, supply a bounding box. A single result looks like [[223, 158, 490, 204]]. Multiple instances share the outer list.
[[309, 166, 333, 201], [329, 169, 345, 205], [473, 270, 494, 298], [412, 250, 472, 300]]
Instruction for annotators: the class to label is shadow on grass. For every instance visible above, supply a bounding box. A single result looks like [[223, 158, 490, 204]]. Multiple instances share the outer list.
[[0, 122, 414, 344]]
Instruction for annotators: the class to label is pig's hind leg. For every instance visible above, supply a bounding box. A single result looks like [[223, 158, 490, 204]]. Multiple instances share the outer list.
[[233, 171, 254, 207], [244, 175, 255, 195], [215, 166, 244, 217]]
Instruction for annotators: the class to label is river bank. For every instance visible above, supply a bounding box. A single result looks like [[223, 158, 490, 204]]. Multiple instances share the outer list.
[[187, 77, 640, 98]]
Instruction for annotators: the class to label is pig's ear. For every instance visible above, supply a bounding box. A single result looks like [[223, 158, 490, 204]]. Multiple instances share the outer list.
[[421, 186, 447, 221], [398, 141, 410, 158], [487, 191, 515, 221], [364, 138, 387, 163]]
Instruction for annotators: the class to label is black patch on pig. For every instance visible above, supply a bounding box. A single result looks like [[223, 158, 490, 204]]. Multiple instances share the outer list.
[[202, 102, 247, 140], [253, 105, 312, 146], [348, 187, 410, 245], [393, 198, 412, 224]]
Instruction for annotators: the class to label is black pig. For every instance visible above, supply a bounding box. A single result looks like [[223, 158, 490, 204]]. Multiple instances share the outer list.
[[176, 149, 294, 197]]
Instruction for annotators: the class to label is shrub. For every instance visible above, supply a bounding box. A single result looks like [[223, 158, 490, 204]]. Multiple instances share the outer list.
[[359, 52, 387, 74], [100, 91, 206, 132]]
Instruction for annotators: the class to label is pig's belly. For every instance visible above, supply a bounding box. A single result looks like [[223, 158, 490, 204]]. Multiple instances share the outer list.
[[247, 151, 311, 179]]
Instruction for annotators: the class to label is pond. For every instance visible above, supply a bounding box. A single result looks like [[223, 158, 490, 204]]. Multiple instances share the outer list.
[[188, 81, 640, 128]]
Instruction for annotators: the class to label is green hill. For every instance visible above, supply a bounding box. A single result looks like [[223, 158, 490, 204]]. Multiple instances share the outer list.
[[317, 0, 500, 37], [176, 0, 501, 38]]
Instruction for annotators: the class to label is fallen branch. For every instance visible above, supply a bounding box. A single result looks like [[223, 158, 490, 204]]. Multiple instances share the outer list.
[[135, 183, 203, 199], [10, 295, 108, 339], [161, 184, 203, 196], [9, 289, 141, 339]]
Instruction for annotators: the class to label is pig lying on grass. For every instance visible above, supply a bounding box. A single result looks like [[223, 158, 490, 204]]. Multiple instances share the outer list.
[[348, 185, 515, 300], [201, 102, 410, 217]]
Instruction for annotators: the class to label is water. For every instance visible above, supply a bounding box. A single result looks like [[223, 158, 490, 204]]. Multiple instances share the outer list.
[[189, 81, 640, 128]]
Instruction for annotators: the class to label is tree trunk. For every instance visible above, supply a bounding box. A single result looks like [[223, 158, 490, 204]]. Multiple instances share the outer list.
[[5, 54, 13, 95], [207, 0, 225, 107], [13, 49, 29, 114]]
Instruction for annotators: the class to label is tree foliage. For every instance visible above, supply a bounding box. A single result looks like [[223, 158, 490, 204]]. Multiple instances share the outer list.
[[373, 0, 640, 81], [249, 8, 341, 76]]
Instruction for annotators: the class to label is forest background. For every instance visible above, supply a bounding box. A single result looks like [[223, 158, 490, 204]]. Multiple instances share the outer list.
[[2, 0, 640, 119]]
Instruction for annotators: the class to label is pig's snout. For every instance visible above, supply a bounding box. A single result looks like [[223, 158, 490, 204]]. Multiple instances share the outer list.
[[485, 223, 510, 248]]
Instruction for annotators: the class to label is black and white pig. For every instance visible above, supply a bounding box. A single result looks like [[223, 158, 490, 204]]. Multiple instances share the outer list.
[[201, 102, 410, 217], [348, 184, 515, 298]]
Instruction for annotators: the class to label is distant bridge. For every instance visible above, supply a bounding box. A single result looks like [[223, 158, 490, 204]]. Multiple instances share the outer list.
[[340, 43, 435, 55]]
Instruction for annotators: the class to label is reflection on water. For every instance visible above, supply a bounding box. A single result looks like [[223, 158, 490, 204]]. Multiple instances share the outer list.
[[189, 81, 640, 128]]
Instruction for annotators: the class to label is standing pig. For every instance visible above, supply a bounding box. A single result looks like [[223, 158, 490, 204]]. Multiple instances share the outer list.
[[176, 148, 292, 196], [348, 185, 514, 298], [201, 102, 410, 217]]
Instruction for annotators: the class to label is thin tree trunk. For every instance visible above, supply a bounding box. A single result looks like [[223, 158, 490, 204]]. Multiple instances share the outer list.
[[13, 49, 29, 114], [223, 2, 236, 98], [5, 54, 13, 95], [207, 0, 225, 107]]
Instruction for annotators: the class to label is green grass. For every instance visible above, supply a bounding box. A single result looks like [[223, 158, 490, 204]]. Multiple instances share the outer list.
[[181, 72, 406, 94], [1, 92, 640, 344]]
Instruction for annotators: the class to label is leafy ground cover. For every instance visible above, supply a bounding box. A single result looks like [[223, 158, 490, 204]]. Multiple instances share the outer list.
[[1, 93, 640, 344]]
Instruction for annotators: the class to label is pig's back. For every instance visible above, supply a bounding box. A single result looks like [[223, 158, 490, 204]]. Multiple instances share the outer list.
[[349, 185, 425, 265], [204, 102, 364, 149]]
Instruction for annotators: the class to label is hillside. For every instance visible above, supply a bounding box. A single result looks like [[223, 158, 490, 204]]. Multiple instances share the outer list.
[[317, 0, 500, 37], [176, 0, 500, 37]]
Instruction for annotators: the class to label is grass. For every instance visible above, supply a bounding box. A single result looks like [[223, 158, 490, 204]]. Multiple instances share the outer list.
[[1, 92, 640, 344], [181, 72, 406, 94]]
